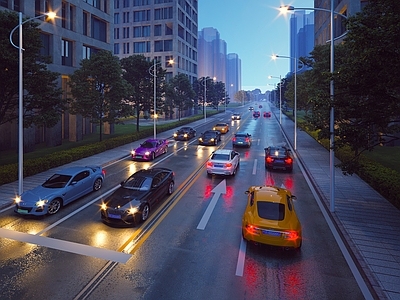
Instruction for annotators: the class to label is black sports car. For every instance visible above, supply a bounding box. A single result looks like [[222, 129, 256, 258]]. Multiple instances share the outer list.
[[264, 146, 294, 172], [173, 126, 197, 140], [198, 130, 221, 146], [101, 168, 175, 226]]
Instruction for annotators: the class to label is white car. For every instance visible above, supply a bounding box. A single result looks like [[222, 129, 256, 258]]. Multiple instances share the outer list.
[[206, 149, 240, 176]]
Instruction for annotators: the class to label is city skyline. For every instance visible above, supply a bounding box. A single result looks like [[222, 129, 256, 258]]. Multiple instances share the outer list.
[[198, 0, 314, 93]]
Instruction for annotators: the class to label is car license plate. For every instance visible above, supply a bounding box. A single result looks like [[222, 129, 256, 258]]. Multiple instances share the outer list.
[[108, 213, 121, 219], [214, 163, 224, 168], [17, 208, 29, 214], [135, 155, 142, 158], [238, 142, 243, 144], [262, 229, 281, 237]]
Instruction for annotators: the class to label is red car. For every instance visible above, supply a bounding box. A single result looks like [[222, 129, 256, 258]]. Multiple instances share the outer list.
[[253, 111, 261, 118], [264, 146, 293, 172], [263, 111, 271, 117]]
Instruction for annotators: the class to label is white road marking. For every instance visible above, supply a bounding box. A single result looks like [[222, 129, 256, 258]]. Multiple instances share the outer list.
[[252, 159, 257, 175], [0, 228, 131, 263], [235, 237, 247, 276], [197, 180, 226, 230]]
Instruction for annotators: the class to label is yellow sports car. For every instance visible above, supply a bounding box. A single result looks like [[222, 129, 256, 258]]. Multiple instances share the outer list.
[[212, 123, 229, 134], [242, 185, 302, 249]]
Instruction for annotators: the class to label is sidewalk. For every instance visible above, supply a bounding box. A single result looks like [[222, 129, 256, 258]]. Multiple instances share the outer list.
[[1, 110, 400, 299], [276, 108, 400, 300]]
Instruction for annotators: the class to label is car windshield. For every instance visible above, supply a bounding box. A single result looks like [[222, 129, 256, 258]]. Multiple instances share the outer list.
[[141, 141, 155, 148], [122, 176, 152, 191], [180, 127, 190, 131], [269, 147, 287, 158], [203, 133, 215, 138], [211, 153, 230, 161], [42, 174, 72, 188], [257, 202, 285, 221], [235, 134, 247, 138], [216, 123, 226, 127]]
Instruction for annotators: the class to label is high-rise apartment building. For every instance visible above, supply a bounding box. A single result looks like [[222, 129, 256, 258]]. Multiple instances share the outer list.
[[226, 53, 241, 103], [290, 11, 314, 74], [114, 0, 198, 85], [197, 27, 227, 84], [0, 0, 113, 151], [314, 0, 368, 46]]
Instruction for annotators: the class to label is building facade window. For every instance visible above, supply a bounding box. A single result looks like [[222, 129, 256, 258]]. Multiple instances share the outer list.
[[114, 43, 120, 54], [154, 24, 162, 36], [133, 10, 150, 21], [134, 41, 150, 53], [114, 28, 120, 39], [154, 7, 173, 20], [123, 27, 129, 38], [91, 17, 107, 42], [62, 39, 73, 66], [123, 42, 130, 54]]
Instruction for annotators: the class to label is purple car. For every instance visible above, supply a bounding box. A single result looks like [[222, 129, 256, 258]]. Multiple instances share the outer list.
[[131, 139, 168, 161]]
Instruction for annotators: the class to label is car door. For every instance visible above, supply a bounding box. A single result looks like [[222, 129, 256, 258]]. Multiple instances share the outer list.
[[232, 151, 240, 169], [65, 170, 91, 204], [149, 172, 169, 205]]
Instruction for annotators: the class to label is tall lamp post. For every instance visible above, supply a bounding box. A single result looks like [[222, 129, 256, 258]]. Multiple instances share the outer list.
[[201, 77, 209, 123], [9, 11, 56, 197], [280, 3, 348, 212], [271, 55, 304, 150], [149, 58, 173, 139], [268, 75, 282, 124]]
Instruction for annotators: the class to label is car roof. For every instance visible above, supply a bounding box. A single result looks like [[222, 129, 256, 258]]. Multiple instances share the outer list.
[[215, 123, 227, 126], [235, 132, 249, 136], [212, 149, 232, 155], [250, 186, 289, 203], [54, 166, 95, 176], [134, 168, 172, 177], [204, 130, 218, 134]]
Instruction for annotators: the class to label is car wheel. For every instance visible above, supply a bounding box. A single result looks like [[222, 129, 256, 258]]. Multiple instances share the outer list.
[[214, 140, 217, 145], [164, 147, 168, 154], [151, 152, 155, 160], [141, 204, 150, 222], [167, 181, 174, 195], [93, 178, 103, 191], [47, 198, 62, 215]]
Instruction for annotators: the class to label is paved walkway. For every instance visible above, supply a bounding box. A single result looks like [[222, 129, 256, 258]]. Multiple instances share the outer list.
[[1, 109, 399, 299]]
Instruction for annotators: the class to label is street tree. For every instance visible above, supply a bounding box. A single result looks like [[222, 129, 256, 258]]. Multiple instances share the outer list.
[[0, 11, 63, 128], [68, 50, 132, 141], [165, 73, 195, 120]]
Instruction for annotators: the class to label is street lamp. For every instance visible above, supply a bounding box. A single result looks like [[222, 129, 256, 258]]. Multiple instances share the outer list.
[[9, 11, 56, 197], [280, 3, 348, 212], [268, 75, 282, 124], [149, 58, 173, 139], [271, 55, 304, 150], [200, 77, 209, 123]]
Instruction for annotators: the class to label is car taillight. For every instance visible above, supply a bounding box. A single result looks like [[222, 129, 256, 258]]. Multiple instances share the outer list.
[[232, 137, 236, 142], [283, 231, 299, 240], [245, 138, 250, 142], [206, 161, 213, 167], [245, 224, 260, 235], [225, 162, 233, 168], [285, 157, 293, 164], [102, 169, 106, 176], [266, 156, 274, 163]]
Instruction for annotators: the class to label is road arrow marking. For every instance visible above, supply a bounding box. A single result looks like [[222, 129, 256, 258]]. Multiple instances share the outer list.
[[196, 179, 226, 230]]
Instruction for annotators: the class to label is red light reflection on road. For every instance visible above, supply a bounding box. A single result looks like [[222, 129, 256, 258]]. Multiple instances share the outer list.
[[204, 185, 212, 199], [284, 176, 294, 190], [265, 173, 275, 186], [222, 186, 234, 211]]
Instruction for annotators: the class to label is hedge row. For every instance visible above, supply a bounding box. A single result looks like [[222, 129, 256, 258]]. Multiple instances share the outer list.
[[297, 122, 400, 210], [0, 114, 211, 186]]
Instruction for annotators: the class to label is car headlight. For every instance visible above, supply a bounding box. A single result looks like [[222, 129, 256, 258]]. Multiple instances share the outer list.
[[36, 199, 48, 207], [15, 195, 22, 204], [184, 133, 188, 138], [126, 205, 140, 215], [210, 138, 215, 141], [199, 138, 203, 141], [144, 151, 150, 156], [100, 203, 107, 210], [173, 133, 177, 137], [131, 150, 135, 155]]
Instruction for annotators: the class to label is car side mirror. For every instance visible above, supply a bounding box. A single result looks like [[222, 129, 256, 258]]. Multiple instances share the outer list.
[[291, 195, 297, 200], [245, 191, 249, 195], [120, 181, 124, 186]]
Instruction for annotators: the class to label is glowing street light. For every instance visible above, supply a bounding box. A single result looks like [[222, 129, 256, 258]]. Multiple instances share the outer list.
[[9, 11, 56, 197], [268, 75, 282, 124], [279, 2, 348, 212], [271, 54, 304, 150], [149, 58, 174, 139]]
